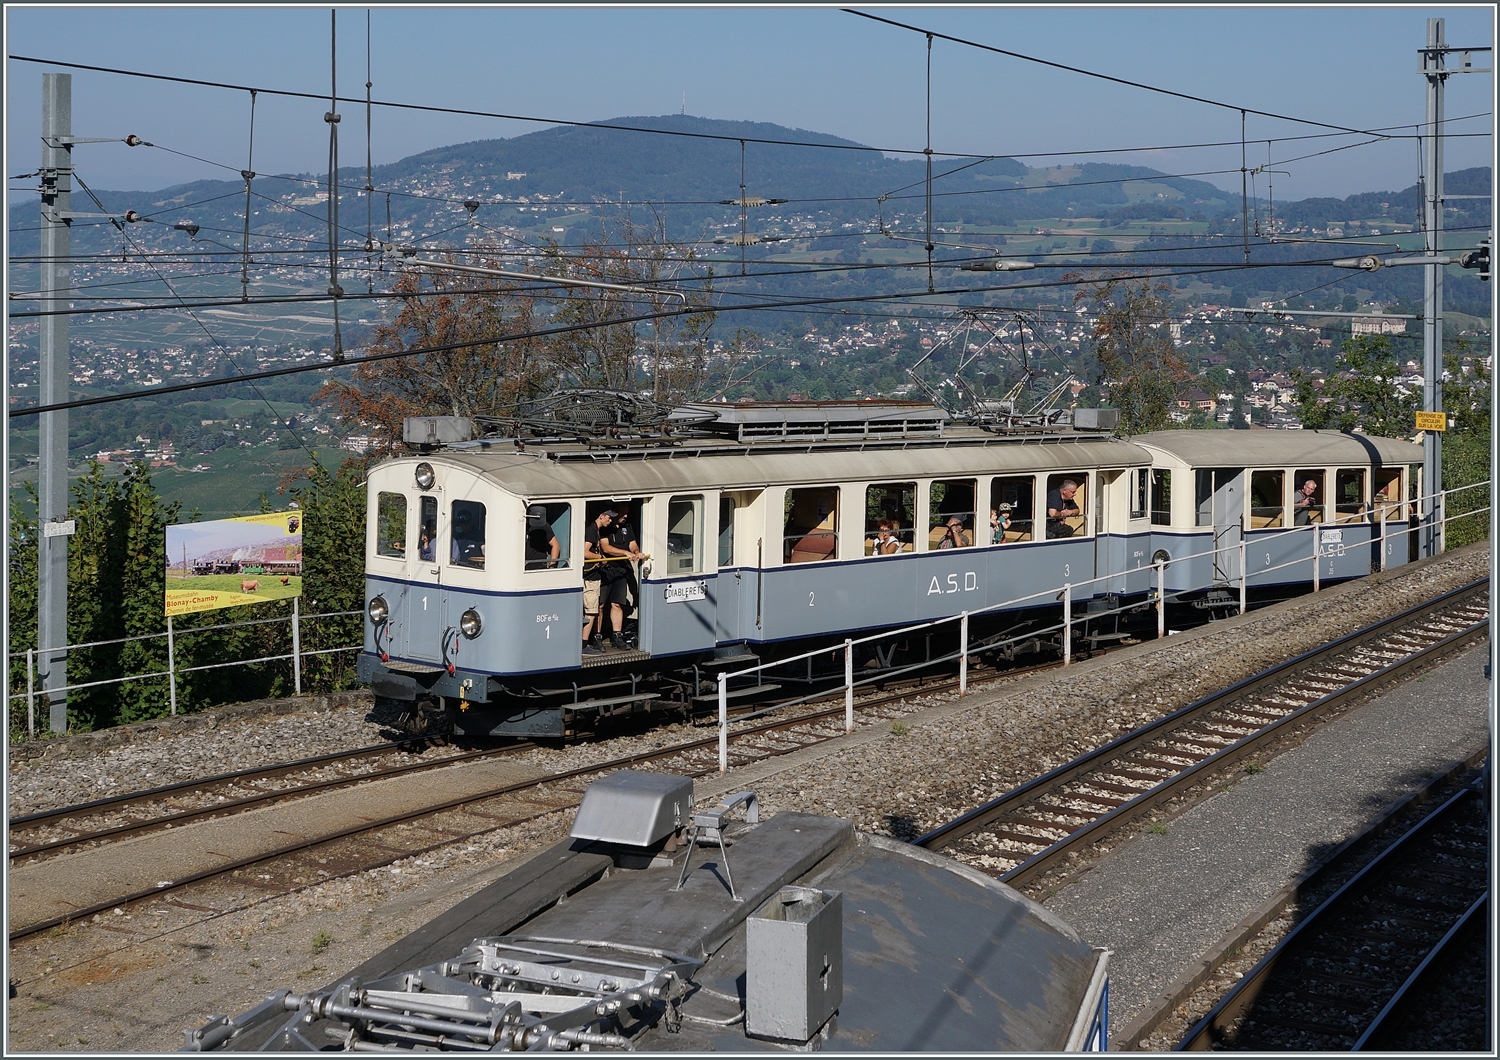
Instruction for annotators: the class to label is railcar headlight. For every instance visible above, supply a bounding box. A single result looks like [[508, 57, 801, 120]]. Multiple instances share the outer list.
[[459, 608, 483, 639], [414, 462, 436, 490], [368, 595, 390, 624]]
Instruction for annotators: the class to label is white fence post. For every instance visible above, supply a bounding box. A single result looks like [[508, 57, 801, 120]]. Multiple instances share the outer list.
[[1239, 536, 1247, 616], [166, 616, 178, 717], [291, 597, 303, 696], [1062, 583, 1072, 667], [717, 672, 728, 775], [1156, 561, 1165, 640], [844, 638, 854, 733], [1380, 505, 1388, 571], [959, 611, 969, 696], [26, 648, 36, 740], [1312, 524, 1321, 593]]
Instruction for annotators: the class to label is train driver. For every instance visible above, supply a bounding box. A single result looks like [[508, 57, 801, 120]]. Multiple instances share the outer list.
[[451, 505, 486, 567], [1046, 479, 1081, 538], [524, 506, 562, 570]]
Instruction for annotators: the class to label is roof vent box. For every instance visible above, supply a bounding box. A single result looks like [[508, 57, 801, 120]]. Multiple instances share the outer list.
[[1072, 408, 1119, 431], [403, 416, 474, 447], [569, 770, 694, 848]]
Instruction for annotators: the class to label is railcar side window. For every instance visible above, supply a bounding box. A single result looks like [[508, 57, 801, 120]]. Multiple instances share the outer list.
[[1292, 470, 1325, 526], [991, 477, 1035, 543], [864, 482, 915, 556], [719, 497, 735, 568], [667, 495, 704, 575], [1373, 469, 1403, 521], [928, 480, 976, 551], [1150, 470, 1172, 526], [784, 487, 839, 563], [1131, 470, 1149, 520], [449, 500, 487, 569], [524, 503, 571, 571], [1250, 471, 1284, 528], [1043, 474, 1088, 539], [419, 496, 438, 562], [1335, 469, 1366, 522], [376, 492, 407, 557]]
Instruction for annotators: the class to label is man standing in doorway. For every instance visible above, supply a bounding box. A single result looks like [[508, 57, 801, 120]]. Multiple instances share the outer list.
[[582, 508, 615, 655]]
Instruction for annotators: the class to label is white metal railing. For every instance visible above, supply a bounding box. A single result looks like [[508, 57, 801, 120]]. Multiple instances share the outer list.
[[712, 480, 1489, 773], [9, 605, 362, 740]]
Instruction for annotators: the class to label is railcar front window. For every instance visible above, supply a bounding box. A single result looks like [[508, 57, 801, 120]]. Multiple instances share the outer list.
[[1292, 470, 1325, 526], [1150, 470, 1172, 526], [419, 496, 438, 562], [668, 496, 704, 575], [928, 480, 976, 551], [991, 476, 1035, 543], [865, 482, 915, 556], [449, 500, 487, 569], [1335, 469, 1366, 522], [1131, 470, 1148, 520], [524, 502, 571, 571], [719, 497, 735, 568], [1044, 474, 1088, 539], [784, 487, 839, 563], [376, 492, 407, 557], [1250, 471, 1284, 528]]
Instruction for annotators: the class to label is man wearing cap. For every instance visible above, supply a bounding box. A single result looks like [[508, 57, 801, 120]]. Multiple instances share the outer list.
[[524, 506, 561, 570], [582, 507, 616, 655], [936, 514, 971, 549]]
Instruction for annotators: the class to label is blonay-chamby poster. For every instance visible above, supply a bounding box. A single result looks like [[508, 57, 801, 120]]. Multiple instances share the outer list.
[[165, 511, 304, 616]]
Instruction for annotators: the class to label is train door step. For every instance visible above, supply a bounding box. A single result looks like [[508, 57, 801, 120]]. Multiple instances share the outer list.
[[580, 648, 651, 669], [703, 652, 760, 669], [383, 659, 446, 675], [566, 692, 662, 717], [691, 682, 781, 705]]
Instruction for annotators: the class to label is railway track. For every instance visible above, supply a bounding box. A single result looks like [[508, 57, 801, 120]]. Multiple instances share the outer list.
[[914, 578, 1489, 889], [1175, 781, 1488, 1051]]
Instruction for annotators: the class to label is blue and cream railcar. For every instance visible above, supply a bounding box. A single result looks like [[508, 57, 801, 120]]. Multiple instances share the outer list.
[[1128, 430, 1422, 596], [358, 425, 1155, 733]]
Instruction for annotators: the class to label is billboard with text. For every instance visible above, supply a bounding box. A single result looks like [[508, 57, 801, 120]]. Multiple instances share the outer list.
[[165, 511, 304, 617]]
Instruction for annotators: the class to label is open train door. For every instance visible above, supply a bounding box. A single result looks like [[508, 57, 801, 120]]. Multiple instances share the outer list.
[[1202, 468, 1245, 585]]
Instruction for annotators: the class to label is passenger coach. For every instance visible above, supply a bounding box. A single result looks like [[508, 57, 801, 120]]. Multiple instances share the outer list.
[[357, 403, 1422, 735]]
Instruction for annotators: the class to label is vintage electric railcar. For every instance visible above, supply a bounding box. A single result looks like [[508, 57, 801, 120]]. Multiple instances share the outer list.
[[357, 404, 1422, 736]]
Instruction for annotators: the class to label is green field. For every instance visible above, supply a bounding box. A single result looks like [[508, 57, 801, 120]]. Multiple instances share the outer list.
[[167, 572, 302, 605]]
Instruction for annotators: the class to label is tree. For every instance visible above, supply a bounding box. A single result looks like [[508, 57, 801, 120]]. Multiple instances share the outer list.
[[289, 456, 368, 693], [1071, 272, 1189, 434], [114, 464, 180, 724], [1292, 335, 1415, 437], [1440, 341, 1490, 549], [7, 486, 38, 740]]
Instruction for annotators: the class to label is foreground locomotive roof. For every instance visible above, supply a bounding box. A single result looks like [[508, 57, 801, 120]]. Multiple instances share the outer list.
[[1131, 429, 1423, 466], [399, 429, 1150, 499]]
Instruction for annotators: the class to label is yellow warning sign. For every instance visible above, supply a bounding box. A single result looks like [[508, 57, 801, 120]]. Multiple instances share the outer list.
[[1414, 411, 1447, 432]]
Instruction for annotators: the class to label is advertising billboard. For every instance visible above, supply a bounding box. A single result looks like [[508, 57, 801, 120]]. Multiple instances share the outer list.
[[165, 510, 304, 617]]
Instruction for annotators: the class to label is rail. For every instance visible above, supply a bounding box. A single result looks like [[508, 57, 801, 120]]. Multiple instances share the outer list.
[[712, 480, 1488, 774], [9, 605, 362, 740]]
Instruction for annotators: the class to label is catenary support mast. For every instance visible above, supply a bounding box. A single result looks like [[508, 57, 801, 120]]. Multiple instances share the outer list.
[[1420, 18, 1447, 558]]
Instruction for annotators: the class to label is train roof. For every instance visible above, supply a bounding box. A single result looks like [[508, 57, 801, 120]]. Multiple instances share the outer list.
[[1130, 429, 1423, 467], [408, 430, 1151, 500]]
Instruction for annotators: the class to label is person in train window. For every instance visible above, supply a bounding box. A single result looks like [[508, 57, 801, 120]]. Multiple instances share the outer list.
[[936, 515, 971, 549], [418, 530, 434, 562], [1046, 480, 1082, 538], [451, 506, 486, 567], [524, 506, 561, 570], [1293, 479, 1319, 526], [601, 511, 643, 650], [871, 518, 902, 555], [991, 505, 1013, 542], [582, 508, 616, 655]]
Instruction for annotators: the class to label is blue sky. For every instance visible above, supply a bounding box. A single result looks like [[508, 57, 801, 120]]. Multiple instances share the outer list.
[[6, 6, 1494, 200]]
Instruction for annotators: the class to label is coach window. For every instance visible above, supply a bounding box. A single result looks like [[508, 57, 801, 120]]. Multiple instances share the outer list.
[[524, 503, 571, 571], [419, 496, 438, 562], [784, 487, 839, 564], [864, 483, 915, 556], [449, 499, 487, 568], [1250, 470, 1284, 528], [1292, 469, 1325, 525], [1044, 474, 1088, 539], [1131, 470, 1149, 520], [667, 495, 704, 576], [1149, 470, 1172, 526], [1335, 469, 1367, 522], [928, 479, 976, 551], [991, 476, 1035, 542], [1373, 469, 1403, 521], [376, 492, 407, 557], [718, 497, 736, 568]]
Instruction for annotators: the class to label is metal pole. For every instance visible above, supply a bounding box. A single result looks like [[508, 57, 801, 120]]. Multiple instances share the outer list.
[[1312, 525, 1321, 593], [959, 611, 969, 696], [38, 72, 71, 734], [166, 615, 177, 716], [1062, 583, 1072, 667], [1380, 503, 1388, 571], [1156, 562, 1165, 640], [1420, 17, 1446, 559], [26, 648, 35, 740], [292, 596, 303, 695], [717, 672, 728, 775], [844, 638, 854, 733], [1239, 536, 1247, 615]]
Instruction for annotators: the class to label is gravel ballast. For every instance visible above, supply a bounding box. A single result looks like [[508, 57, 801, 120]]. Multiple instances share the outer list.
[[3, 543, 1488, 1052]]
